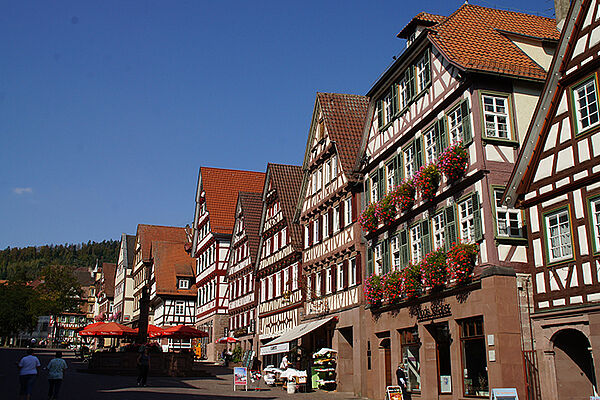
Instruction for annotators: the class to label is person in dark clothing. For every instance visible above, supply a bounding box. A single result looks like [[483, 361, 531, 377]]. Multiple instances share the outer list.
[[396, 364, 411, 400], [136, 347, 150, 386]]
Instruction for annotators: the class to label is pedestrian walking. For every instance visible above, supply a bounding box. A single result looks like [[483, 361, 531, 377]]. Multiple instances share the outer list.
[[46, 351, 67, 400], [136, 347, 150, 386], [17, 348, 41, 400]]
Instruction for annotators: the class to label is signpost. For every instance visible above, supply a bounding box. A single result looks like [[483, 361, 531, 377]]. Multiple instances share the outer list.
[[233, 367, 248, 391], [386, 386, 403, 400]]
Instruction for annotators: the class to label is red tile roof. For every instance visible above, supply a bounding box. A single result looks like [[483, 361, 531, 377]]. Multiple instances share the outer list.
[[398, 12, 447, 38], [201, 167, 265, 235], [151, 241, 196, 297], [428, 4, 559, 80], [317, 93, 370, 176], [237, 191, 264, 265], [267, 163, 304, 250], [136, 224, 188, 262], [101, 262, 116, 298]]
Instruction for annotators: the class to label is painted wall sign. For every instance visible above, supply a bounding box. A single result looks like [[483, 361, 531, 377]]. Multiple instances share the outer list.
[[410, 300, 452, 321]]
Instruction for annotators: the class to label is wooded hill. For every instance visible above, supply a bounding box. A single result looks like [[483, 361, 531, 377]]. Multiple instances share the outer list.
[[0, 240, 119, 281]]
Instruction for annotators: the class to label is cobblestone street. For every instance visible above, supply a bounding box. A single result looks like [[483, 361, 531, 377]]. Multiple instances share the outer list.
[[2, 349, 363, 400]]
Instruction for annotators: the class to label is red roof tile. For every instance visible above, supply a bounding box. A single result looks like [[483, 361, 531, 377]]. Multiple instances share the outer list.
[[317, 93, 370, 177], [151, 240, 197, 297], [398, 12, 447, 38], [201, 167, 265, 235], [266, 163, 303, 250], [136, 224, 188, 262], [237, 191, 264, 265], [428, 4, 559, 80]]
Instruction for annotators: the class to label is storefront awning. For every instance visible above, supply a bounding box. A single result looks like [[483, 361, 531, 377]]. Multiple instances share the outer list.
[[260, 316, 335, 355]]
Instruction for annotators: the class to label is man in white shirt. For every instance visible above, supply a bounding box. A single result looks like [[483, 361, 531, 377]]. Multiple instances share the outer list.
[[17, 348, 41, 400]]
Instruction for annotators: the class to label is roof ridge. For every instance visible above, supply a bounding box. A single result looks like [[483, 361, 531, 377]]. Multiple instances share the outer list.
[[200, 166, 264, 174], [138, 224, 185, 229], [463, 3, 556, 22]]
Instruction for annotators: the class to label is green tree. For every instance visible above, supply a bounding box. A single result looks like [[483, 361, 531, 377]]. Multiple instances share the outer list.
[[0, 282, 40, 337], [36, 265, 83, 316]]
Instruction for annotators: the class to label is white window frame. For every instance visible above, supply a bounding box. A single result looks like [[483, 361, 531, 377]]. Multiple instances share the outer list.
[[404, 145, 415, 179], [410, 224, 422, 263], [386, 162, 396, 193], [315, 272, 322, 297], [423, 126, 437, 164], [175, 300, 185, 316], [416, 52, 430, 93], [483, 94, 510, 139], [283, 268, 289, 292], [275, 272, 282, 297], [292, 263, 298, 290], [322, 214, 329, 239], [304, 225, 310, 249], [325, 159, 332, 183], [317, 166, 323, 191], [314, 218, 320, 242], [349, 257, 357, 287], [574, 77, 600, 133], [331, 155, 338, 178], [337, 262, 344, 291], [494, 188, 522, 238], [325, 268, 333, 294], [374, 243, 383, 275], [591, 198, 600, 252], [344, 197, 352, 226], [333, 206, 340, 232], [545, 208, 573, 262], [261, 279, 266, 302], [390, 236, 401, 270], [459, 197, 475, 243], [370, 174, 380, 202], [281, 227, 287, 245], [384, 90, 394, 125], [448, 105, 463, 145], [307, 273, 312, 300], [432, 212, 445, 249], [399, 76, 409, 110]]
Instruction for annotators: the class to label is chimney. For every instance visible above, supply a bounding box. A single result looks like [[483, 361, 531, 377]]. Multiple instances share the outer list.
[[554, 0, 570, 31]]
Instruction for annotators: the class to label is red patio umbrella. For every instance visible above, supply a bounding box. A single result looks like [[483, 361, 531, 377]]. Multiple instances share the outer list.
[[77, 321, 105, 333], [216, 336, 238, 344], [152, 325, 208, 339], [78, 322, 136, 337], [136, 324, 165, 337]]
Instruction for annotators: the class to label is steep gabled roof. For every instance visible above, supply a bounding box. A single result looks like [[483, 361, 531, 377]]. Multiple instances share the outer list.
[[266, 163, 303, 250], [73, 266, 94, 286], [125, 234, 136, 267], [151, 240, 196, 297], [428, 4, 559, 80], [200, 167, 265, 235], [136, 224, 188, 263], [398, 12, 447, 38], [238, 191, 264, 265], [317, 92, 370, 176], [101, 262, 116, 298], [505, 0, 588, 207]]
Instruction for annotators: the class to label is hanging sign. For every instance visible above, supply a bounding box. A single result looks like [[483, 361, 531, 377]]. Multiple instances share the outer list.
[[490, 388, 518, 399], [385, 386, 403, 400], [233, 367, 248, 391]]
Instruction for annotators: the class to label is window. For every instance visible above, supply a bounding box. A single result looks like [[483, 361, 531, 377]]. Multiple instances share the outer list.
[[311, 171, 317, 194], [325, 268, 333, 294], [400, 328, 421, 392], [410, 224, 422, 263], [349, 257, 357, 286], [337, 263, 344, 291], [573, 77, 600, 133], [460, 317, 489, 397], [384, 91, 395, 124], [483, 95, 510, 139], [175, 301, 185, 316], [415, 52, 430, 93], [374, 243, 383, 275], [370, 173, 380, 202], [423, 126, 437, 164], [281, 227, 287, 245], [404, 145, 416, 179], [325, 159, 331, 183], [283, 268, 289, 292], [317, 167, 323, 191], [178, 279, 190, 290], [367, 341, 372, 370], [494, 188, 522, 238], [313, 219, 320, 243], [344, 197, 352, 226], [315, 272, 322, 297], [459, 197, 475, 243], [432, 212, 445, 249], [448, 106, 463, 144], [333, 206, 340, 232], [304, 225, 310, 249], [322, 214, 329, 239], [386, 161, 398, 192], [292, 263, 299, 290], [590, 198, 600, 252], [332, 155, 338, 178], [399, 76, 409, 110], [307, 275, 312, 300], [545, 208, 573, 262], [275, 272, 282, 297], [390, 236, 401, 270]]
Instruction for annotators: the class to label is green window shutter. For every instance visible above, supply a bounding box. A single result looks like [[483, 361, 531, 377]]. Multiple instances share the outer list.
[[406, 67, 415, 101], [414, 139, 423, 170], [366, 176, 372, 203], [472, 192, 483, 242], [383, 239, 390, 274], [394, 156, 401, 187], [377, 100, 384, 128], [444, 205, 457, 251], [399, 230, 409, 266], [461, 100, 472, 145], [421, 220, 431, 256], [367, 247, 373, 276], [391, 84, 398, 116], [424, 51, 431, 87], [436, 118, 448, 155], [399, 152, 405, 181], [378, 168, 385, 197]]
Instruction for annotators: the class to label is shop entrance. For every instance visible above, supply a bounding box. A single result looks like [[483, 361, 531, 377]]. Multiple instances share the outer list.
[[426, 322, 452, 394], [553, 329, 597, 400], [380, 338, 392, 387]]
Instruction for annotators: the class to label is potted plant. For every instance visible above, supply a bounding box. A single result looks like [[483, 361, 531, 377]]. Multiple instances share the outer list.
[[414, 164, 441, 201], [383, 270, 404, 303], [438, 142, 469, 182], [364, 274, 384, 307], [420, 249, 448, 291], [375, 193, 397, 226], [402, 263, 422, 299], [391, 179, 416, 212], [447, 242, 479, 284], [359, 203, 378, 233]]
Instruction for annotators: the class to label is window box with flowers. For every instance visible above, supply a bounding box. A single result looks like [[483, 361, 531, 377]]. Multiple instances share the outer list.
[[359, 203, 378, 233], [438, 142, 469, 183], [376, 193, 397, 226], [383, 270, 404, 303], [420, 248, 448, 291], [447, 242, 479, 284], [364, 274, 384, 307], [414, 163, 441, 201], [392, 179, 416, 212], [402, 263, 422, 299]]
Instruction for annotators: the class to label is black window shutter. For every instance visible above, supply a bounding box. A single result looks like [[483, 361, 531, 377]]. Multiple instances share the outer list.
[[391, 84, 398, 117], [328, 209, 334, 235], [367, 247, 373, 276], [424, 50, 431, 86], [399, 230, 409, 267], [339, 200, 345, 228], [377, 100, 384, 128], [461, 100, 473, 145], [331, 266, 337, 293], [318, 215, 323, 242], [366, 176, 371, 203], [383, 239, 390, 274], [378, 168, 385, 197], [351, 194, 358, 223], [343, 259, 349, 288], [356, 255, 362, 284], [444, 205, 457, 251], [308, 220, 313, 246], [473, 192, 483, 242], [436, 118, 448, 155]]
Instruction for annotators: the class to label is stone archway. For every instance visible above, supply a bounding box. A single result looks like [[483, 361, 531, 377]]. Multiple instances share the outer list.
[[552, 328, 597, 400]]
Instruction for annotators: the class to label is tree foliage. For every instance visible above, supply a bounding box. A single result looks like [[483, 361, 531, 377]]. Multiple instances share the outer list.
[[37, 265, 85, 316], [0, 240, 118, 281], [0, 282, 41, 337]]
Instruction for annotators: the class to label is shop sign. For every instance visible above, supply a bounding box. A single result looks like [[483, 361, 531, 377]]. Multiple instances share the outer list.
[[411, 300, 451, 322], [490, 388, 518, 399], [260, 343, 289, 355], [386, 386, 403, 399], [233, 367, 248, 391]]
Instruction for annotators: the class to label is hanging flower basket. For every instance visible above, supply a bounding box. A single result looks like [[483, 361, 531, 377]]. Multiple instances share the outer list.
[[391, 179, 416, 212], [414, 164, 441, 201], [375, 193, 397, 226], [359, 203, 378, 233], [438, 142, 469, 182], [402, 263, 422, 299], [420, 249, 448, 291], [447, 242, 479, 284], [364, 274, 384, 307], [383, 270, 403, 303]]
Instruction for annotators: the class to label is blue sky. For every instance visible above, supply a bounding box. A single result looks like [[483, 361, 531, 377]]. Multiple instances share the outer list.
[[0, 0, 555, 248]]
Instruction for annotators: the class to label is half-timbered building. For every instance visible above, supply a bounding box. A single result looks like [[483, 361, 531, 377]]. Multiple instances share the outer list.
[[96, 262, 116, 321], [358, 5, 559, 400], [191, 167, 265, 361], [149, 240, 197, 351], [113, 233, 136, 324], [255, 163, 303, 366], [295, 92, 369, 394], [505, 0, 600, 398], [227, 192, 263, 352]]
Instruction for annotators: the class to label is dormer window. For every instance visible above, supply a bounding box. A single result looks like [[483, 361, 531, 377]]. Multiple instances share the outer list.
[[178, 279, 190, 290]]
